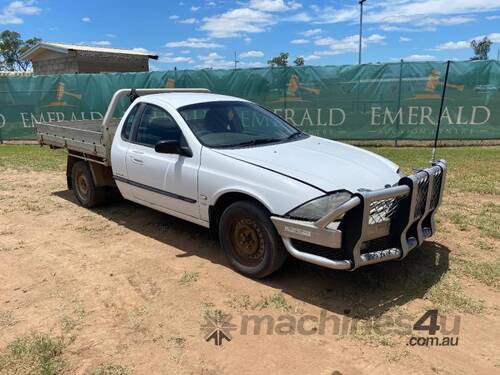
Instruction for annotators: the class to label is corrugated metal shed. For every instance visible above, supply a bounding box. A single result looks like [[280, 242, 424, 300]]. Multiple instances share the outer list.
[[20, 42, 158, 75], [0, 71, 33, 77]]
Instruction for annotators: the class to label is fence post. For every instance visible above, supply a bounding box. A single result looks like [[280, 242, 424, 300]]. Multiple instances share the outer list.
[[395, 59, 404, 147], [283, 66, 287, 114]]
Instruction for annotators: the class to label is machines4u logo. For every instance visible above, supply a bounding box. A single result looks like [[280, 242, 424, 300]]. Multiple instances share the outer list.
[[201, 312, 237, 346], [408, 310, 460, 347]]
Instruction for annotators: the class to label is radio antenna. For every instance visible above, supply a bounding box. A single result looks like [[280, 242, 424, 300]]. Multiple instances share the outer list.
[[431, 60, 451, 164]]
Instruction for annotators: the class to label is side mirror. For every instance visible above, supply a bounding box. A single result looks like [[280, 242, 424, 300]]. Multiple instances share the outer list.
[[154, 140, 192, 157]]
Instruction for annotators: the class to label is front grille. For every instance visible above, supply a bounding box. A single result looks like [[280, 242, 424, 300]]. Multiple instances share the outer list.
[[429, 168, 443, 209], [368, 197, 399, 224], [413, 171, 429, 219]]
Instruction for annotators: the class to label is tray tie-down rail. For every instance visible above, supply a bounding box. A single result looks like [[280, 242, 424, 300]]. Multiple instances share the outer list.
[[271, 160, 447, 270]]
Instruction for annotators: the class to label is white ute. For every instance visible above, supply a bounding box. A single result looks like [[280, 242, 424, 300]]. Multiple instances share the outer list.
[[37, 89, 447, 278]]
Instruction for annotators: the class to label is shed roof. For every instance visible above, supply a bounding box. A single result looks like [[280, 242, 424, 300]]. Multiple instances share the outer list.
[[0, 71, 33, 77], [21, 42, 158, 60]]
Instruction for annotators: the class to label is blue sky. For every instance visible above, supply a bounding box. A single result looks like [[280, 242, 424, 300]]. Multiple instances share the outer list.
[[1, 0, 500, 70]]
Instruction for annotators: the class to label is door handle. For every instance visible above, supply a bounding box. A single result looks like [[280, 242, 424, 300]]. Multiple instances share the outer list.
[[130, 156, 144, 165], [131, 150, 144, 155]]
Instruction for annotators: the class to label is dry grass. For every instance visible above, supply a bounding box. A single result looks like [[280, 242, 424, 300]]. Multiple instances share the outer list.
[[0, 333, 66, 375], [0, 144, 498, 373]]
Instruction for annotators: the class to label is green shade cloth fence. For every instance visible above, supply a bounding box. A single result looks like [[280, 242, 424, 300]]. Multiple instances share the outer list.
[[0, 60, 499, 141]]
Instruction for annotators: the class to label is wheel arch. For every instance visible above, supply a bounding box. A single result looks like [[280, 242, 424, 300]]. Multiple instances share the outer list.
[[67, 155, 114, 189], [66, 154, 78, 189], [209, 191, 273, 239]]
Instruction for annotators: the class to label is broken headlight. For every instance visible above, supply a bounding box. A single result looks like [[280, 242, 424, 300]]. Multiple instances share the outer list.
[[287, 191, 353, 221]]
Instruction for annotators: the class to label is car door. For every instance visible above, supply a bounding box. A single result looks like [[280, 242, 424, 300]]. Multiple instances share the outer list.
[[125, 103, 200, 219]]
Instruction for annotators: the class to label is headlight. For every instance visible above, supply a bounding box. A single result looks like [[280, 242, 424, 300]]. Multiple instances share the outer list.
[[287, 191, 353, 221]]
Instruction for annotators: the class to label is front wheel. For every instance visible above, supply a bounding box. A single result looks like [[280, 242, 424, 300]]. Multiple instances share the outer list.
[[219, 201, 288, 278], [71, 161, 106, 208]]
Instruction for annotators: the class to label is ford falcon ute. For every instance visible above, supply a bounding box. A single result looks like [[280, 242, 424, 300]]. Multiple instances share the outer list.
[[36, 88, 447, 278]]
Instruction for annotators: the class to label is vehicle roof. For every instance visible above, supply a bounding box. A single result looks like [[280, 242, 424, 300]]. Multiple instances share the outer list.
[[145, 92, 249, 109]]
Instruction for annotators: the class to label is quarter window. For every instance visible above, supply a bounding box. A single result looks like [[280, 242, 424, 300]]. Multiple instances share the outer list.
[[121, 103, 139, 141]]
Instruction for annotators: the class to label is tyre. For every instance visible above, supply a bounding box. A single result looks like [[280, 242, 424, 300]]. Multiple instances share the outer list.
[[71, 161, 106, 208], [219, 201, 288, 278]]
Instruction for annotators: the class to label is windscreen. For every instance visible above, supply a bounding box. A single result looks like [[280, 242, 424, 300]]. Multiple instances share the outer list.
[[178, 101, 305, 148]]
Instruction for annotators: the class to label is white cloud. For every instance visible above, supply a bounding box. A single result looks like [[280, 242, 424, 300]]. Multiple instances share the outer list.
[[244, 37, 252, 43], [178, 17, 198, 24], [399, 37, 411, 42], [417, 16, 475, 26], [401, 54, 436, 61], [196, 52, 234, 68], [379, 24, 436, 32], [240, 50, 264, 58], [190, 6, 200, 11], [309, 1, 500, 29], [486, 15, 500, 20], [169, 15, 179, 20], [284, 12, 311, 22], [314, 33, 385, 56], [165, 37, 224, 48], [303, 28, 322, 37], [304, 54, 321, 61], [89, 40, 111, 46], [365, 34, 385, 43], [200, 1, 305, 38], [180, 49, 190, 54], [196, 52, 264, 69], [290, 38, 309, 44], [81, 16, 91, 23], [477, 32, 500, 43], [132, 47, 153, 54], [311, 6, 358, 24], [159, 54, 194, 64], [249, 0, 301, 12], [0, 0, 42, 25], [433, 40, 470, 50], [106, 33, 117, 38], [432, 32, 500, 51], [201, 8, 275, 38], [367, 1, 499, 25]]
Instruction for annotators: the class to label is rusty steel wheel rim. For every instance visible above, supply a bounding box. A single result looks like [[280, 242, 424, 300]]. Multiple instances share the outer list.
[[76, 171, 89, 199], [230, 218, 265, 266]]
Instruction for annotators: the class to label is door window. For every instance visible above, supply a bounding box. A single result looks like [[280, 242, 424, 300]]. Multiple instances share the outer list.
[[134, 104, 182, 147]]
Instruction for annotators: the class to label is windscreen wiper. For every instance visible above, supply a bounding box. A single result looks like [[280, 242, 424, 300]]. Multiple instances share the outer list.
[[286, 131, 303, 139], [226, 138, 284, 147]]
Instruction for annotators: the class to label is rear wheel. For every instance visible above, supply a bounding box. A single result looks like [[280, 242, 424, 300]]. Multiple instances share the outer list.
[[71, 161, 106, 208], [219, 201, 287, 278]]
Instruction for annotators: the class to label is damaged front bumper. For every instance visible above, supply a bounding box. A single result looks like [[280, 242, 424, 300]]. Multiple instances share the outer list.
[[271, 160, 447, 271]]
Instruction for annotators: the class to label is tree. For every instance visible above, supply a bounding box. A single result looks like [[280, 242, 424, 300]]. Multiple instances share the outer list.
[[294, 56, 305, 66], [470, 37, 492, 61], [0, 30, 41, 71], [267, 52, 289, 67]]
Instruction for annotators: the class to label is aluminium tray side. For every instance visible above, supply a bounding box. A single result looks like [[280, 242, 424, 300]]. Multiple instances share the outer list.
[[36, 119, 119, 160]]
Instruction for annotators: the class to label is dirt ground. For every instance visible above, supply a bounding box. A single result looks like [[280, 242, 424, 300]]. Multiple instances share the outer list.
[[0, 166, 499, 374]]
